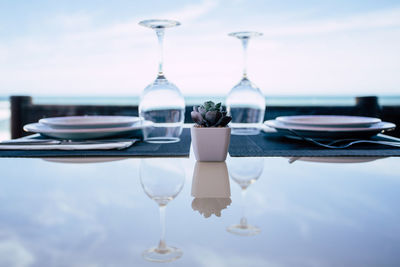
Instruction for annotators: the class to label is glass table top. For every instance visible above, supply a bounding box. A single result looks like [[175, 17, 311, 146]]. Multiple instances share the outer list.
[[0, 155, 399, 266]]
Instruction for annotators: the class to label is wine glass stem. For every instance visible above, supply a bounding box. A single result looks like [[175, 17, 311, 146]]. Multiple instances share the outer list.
[[241, 38, 249, 78], [158, 204, 167, 249], [155, 28, 165, 77], [240, 188, 247, 226]]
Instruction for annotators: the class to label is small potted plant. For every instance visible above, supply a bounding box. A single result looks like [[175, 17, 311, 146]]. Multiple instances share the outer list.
[[191, 101, 232, 162]]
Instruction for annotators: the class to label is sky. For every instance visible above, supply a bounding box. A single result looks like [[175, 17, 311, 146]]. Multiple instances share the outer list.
[[0, 0, 399, 97]]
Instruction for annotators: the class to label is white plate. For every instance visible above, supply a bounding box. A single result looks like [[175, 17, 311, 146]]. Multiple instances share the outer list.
[[264, 120, 396, 140], [39, 116, 141, 129], [24, 120, 153, 140], [276, 115, 381, 128]]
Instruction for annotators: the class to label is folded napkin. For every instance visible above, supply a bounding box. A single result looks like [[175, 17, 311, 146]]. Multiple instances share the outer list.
[[0, 141, 136, 150]]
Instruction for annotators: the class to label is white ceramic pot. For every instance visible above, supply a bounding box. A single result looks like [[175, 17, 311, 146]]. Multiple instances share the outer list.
[[191, 127, 231, 162]]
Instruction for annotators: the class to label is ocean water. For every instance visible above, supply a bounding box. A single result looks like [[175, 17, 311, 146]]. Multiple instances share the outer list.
[[5, 95, 399, 106], [1, 95, 399, 140]]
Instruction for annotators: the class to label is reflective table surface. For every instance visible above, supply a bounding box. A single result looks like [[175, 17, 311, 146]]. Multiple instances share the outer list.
[[0, 155, 399, 266]]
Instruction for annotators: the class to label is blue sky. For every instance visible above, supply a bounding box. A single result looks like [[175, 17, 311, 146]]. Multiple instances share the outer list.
[[0, 0, 399, 96]]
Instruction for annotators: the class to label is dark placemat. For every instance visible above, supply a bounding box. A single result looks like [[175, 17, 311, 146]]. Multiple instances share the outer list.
[[229, 132, 400, 157], [0, 128, 191, 158]]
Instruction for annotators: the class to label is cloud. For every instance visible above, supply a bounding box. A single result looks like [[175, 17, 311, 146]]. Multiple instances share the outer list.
[[263, 7, 400, 36], [50, 12, 94, 31], [158, 0, 219, 22], [0, 239, 35, 267]]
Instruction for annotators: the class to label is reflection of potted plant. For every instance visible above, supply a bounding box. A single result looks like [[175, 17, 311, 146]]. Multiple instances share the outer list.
[[191, 101, 232, 162], [191, 162, 231, 218]]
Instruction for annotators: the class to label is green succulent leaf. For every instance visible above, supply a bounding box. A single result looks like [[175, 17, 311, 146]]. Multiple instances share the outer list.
[[192, 100, 232, 127], [203, 101, 215, 111]]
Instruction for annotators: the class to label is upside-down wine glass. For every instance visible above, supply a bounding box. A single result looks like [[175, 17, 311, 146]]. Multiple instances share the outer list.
[[138, 20, 185, 143], [226, 157, 264, 236], [140, 158, 185, 262], [226, 31, 265, 135]]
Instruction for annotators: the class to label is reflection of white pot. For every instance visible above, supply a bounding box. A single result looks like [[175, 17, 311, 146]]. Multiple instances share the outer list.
[[192, 198, 231, 218], [191, 162, 231, 218], [191, 127, 231, 162], [191, 162, 230, 198]]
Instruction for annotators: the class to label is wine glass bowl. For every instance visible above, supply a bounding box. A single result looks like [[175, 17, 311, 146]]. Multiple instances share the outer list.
[[140, 77, 185, 144], [226, 31, 265, 135], [226, 78, 265, 135], [139, 19, 185, 143]]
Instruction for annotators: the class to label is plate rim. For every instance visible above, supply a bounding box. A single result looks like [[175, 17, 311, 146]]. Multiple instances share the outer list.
[[24, 120, 153, 134], [264, 119, 395, 132], [39, 115, 141, 128], [275, 115, 382, 127]]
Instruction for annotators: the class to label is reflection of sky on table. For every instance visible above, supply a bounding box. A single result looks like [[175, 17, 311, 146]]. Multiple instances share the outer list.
[[0, 156, 399, 266]]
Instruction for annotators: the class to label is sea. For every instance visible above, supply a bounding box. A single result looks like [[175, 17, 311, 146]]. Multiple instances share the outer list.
[[0, 95, 399, 140]]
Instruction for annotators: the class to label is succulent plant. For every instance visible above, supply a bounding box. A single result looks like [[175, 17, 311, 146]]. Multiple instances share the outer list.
[[191, 101, 232, 127]]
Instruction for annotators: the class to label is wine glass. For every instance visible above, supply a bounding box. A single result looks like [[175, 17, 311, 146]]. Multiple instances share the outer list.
[[138, 19, 185, 143], [226, 31, 265, 135], [226, 157, 264, 236], [140, 158, 185, 262]]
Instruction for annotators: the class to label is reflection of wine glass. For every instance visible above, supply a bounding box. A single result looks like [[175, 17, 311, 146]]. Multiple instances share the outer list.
[[140, 158, 185, 262], [226, 157, 264, 236], [138, 20, 185, 144], [226, 31, 265, 136], [191, 162, 231, 218]]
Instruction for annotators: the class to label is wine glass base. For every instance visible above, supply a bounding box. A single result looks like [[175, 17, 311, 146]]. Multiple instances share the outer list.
[[142, 246, 183, 263], [231, 128, 261, 135], [139, 19, 181, 29], [229, 31, 263, 39], [226, 224, 261, 236], [144, 137, 180, 144]]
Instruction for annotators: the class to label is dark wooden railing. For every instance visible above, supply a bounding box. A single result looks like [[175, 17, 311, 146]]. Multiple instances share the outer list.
[[10, 95, 400, 139]]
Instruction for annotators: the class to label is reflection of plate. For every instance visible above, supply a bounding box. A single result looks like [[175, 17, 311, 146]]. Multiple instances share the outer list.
[[276, 115, 381, 128], [42, 157, 128, 164], [264, 120, 396, 140], [288, 157, 385, 164], [24, 120, 153, 140], [39, 116, 141, 129]]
